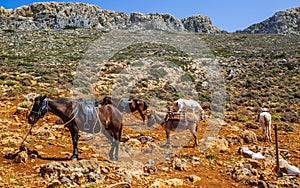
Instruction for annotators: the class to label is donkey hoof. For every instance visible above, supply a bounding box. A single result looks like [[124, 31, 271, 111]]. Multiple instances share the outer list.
[[109, 156, 118, 161], [70, 154, 78, 160]]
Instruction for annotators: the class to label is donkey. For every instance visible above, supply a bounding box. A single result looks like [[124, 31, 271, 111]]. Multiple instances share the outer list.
[[101, 96, 148, 123], [173, 98, 204, 120], [258, 108, 272, 142], [147, 110, 199, 147], [28, 95, 123, 161]]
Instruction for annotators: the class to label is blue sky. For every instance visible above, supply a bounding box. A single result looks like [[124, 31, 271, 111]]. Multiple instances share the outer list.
[[1, 0, 299, 32]]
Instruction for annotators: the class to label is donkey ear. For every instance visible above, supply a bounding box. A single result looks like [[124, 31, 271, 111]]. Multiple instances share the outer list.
[[42, 94, 47, 100]]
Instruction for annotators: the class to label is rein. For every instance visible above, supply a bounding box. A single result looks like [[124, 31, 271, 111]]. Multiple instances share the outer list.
[[61, 107, 79, 127], [31, 99, 48, 117], [19, 124, 33, 149]]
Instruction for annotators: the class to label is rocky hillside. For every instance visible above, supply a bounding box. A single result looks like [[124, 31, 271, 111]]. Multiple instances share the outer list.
[[0, 2, 221, 33], [0, 27, 299, 187], [0, 28, 299, 187], [243, 7, 300, 34]]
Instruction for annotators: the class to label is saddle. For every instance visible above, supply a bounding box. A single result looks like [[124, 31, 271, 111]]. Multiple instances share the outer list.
[[79, 99, 97, 116], [78, 98, 100, 132], [165, 112, 185, 121]]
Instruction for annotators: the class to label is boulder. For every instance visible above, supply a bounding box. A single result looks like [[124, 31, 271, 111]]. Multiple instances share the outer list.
[[241, 130, 257, 144], [14, 151, 28, 163], [172, 158, 188, 171]]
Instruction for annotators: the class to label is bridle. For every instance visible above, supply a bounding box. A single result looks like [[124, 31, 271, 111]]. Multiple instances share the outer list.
[[31, 99, 48, 118]]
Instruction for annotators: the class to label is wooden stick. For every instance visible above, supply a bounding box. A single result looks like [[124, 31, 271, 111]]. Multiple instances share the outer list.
[[275, 123, 280, 174]]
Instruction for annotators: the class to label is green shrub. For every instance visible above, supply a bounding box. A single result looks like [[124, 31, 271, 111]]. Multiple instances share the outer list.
[[4, 80, 16, 86], [18, 101, 32, 108], [206, 152, 218, 160]]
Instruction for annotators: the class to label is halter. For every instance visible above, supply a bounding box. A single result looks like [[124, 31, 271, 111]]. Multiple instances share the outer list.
[[31, 99, 48, 117]]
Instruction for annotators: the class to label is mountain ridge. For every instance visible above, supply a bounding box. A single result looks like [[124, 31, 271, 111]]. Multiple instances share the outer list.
[[0, 2, 222, 33], [1, 3, 299, 34], [242, 7, 300, 34]]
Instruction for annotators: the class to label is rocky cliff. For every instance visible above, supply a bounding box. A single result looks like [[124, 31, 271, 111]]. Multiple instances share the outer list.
[[243, 7, 300, 34], [0, 2, 221, 33]]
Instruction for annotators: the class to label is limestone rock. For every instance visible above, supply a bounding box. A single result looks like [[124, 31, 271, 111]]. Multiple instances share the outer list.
[[166, 178, 184, 186], [14, 151, 28, 163], [172, 158, 188, 171], [243, 7, 300, 34], [182, 14, 222, 33], [226, 134, 243, 145], [188, 174, 201, 183], [0, 2, 221, 33], [241, 130, 257, 144]]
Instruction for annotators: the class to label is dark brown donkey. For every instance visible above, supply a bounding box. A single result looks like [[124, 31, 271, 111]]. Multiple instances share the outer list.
[[28, 95, 123, 161], [101, 96, 148, 123]]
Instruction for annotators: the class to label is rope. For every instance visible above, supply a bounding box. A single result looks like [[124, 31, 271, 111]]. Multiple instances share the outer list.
[[61, 108, 79, 127], [19, 124, 33, 149], [92, 106, 102, 133]]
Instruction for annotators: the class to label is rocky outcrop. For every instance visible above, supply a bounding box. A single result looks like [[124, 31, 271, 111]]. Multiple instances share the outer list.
[[181, 14, 221, 34], [243, 7, 300, 34], [0, 2, 221, 33]]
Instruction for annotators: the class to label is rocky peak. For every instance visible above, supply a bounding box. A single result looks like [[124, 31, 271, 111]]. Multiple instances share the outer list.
[[0, 6, 12, 17], [0, 2, 221, 33], [242, 7, 300, 34], [182, 14, 222, 34]]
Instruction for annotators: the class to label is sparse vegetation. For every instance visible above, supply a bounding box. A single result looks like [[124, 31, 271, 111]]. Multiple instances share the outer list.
[[0, 28, 299, 188]]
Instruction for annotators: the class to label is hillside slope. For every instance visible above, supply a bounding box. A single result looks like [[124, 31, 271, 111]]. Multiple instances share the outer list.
[[0, 28, 299, 187]]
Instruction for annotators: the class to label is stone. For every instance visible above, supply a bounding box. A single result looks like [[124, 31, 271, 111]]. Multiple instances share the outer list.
[[150, 179, 166, 188], [143, 165, 157, 174], [47, 180, 62, 188], [226, 134, 243, 145], [188, 175, 201, 183], [166, 178, 184, 186], [14, 151, 28, 163], [88, 171, 101, 183], [214, 137, 229, 153], [172, 158, 187, 171], [241, 130, 257, 144], [127, 138, 141, 148], [258, 180, 269, 188], [232, 168, 253, 182], [246, 122, 260, 129]]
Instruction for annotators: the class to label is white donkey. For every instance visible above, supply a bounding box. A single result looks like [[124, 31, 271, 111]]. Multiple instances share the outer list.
[[258, 108, 272, 142], [173, 98, 204, 120]]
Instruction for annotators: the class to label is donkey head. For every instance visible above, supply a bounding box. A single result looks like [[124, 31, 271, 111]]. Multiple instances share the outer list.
[[28, 94, 48, 125]]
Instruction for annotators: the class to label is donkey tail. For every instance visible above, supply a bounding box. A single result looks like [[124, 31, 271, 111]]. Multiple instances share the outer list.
[[143, 101, 148, 111], [263, 114, 268, 127]]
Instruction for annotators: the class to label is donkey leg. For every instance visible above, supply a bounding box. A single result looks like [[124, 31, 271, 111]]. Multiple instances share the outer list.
[[261, 126, 266, 142], [114, 141, 119, 161], [165, 129, 171, 148], [69, 127, 79, 159], [113, 129, 121, 161], [190, 129, 198, 147], [138, 109, 146, 125], [268, 125, 272, 142], [108, 139, 115, 160]]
